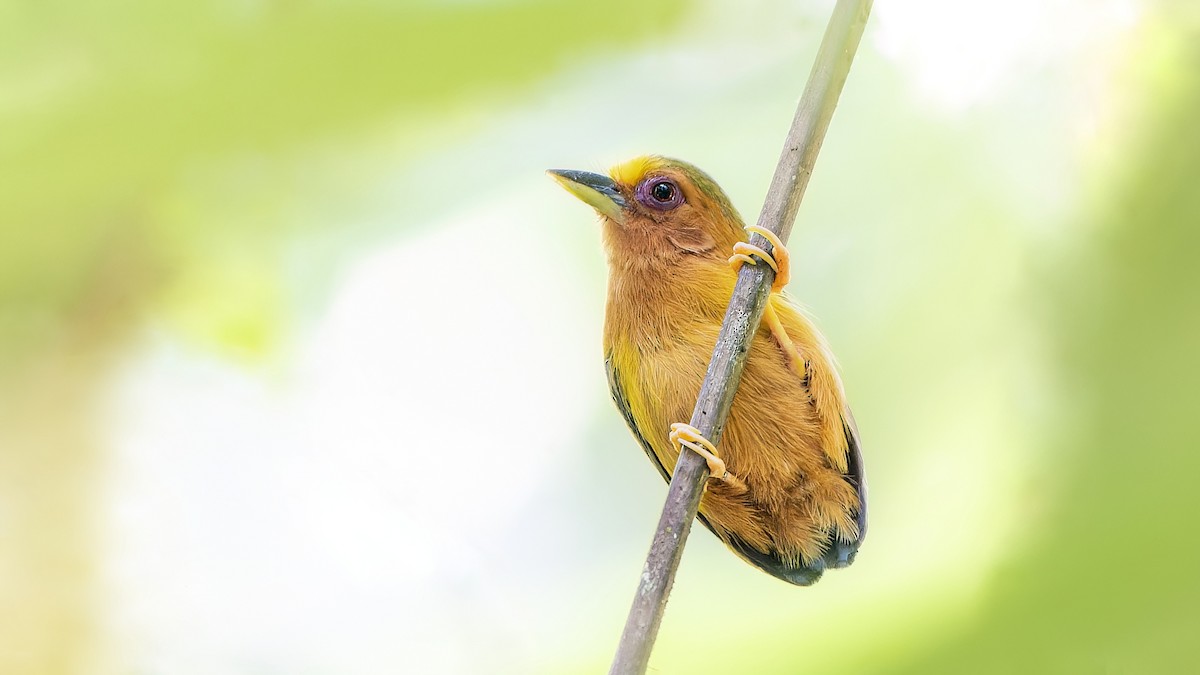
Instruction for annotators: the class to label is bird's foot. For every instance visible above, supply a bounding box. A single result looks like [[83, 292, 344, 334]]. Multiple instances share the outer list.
[[728, 224, 791, 293], [669, 422, 730, 481]]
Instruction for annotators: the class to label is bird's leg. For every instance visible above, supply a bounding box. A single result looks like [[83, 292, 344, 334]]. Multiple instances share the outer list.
[[728, 224, 791, 293], [762, 304, 809, 381], [730, 227, 808, 379], [669, 422, 730, 481]]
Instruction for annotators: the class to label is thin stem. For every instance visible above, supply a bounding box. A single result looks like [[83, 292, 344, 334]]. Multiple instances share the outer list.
[[607, 2, 874, 673]]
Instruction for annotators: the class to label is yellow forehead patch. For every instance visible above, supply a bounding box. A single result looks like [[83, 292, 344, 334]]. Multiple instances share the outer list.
[[609, 155, 666, 187]]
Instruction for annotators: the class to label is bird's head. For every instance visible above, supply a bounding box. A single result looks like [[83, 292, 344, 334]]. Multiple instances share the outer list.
[[548, 156, 746, 263]]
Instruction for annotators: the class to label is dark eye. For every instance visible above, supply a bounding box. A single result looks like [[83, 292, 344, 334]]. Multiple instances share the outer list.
[[636, 177, 684, 211]]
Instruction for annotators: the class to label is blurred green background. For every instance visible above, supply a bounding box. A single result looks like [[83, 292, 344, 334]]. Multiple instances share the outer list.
[[2, 0, 1198, 673]]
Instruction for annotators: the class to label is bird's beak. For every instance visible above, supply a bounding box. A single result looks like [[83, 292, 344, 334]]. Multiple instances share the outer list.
[[547, 169, 627, 224]]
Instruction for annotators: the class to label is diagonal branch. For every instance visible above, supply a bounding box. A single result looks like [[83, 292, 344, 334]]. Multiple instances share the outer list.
[[607, 1, 874, 673]]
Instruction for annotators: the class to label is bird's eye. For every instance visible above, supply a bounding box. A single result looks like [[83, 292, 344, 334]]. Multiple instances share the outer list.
[[636, 177, 684, 211]]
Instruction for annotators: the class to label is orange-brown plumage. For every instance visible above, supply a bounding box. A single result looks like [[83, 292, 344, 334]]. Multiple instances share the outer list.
[[552, 155, 865, 585]]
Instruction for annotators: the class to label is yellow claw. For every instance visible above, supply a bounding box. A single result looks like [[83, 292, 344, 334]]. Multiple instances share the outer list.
[[669, 422, 729, 481], [727, 224, 791, 293]]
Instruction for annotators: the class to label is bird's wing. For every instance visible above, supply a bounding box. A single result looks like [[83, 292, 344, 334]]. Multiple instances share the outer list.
[[842, 407, 868, 549], [767, 294, 868, 565], [605, 353, 670, 483]]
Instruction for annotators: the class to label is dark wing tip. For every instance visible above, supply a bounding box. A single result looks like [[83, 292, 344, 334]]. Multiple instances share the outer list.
[[842, 409, 868, 549], [697, 514, 827, 586], [824, 537, 860, 570]]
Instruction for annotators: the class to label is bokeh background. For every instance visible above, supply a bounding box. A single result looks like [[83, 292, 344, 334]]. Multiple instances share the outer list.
[[3, 0, 1199, 673]]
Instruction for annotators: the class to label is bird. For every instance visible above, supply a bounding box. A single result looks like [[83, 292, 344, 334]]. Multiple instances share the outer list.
[[548, 155, 865, 585]]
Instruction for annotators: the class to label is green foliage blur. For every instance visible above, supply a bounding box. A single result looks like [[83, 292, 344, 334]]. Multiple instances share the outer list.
[[2, 1, 1199, 674], [896, 27, 1200, 674], [0, 0, 686, 365]]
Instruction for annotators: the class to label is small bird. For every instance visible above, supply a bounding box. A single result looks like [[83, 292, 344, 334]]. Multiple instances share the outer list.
[[549, 156, 865, 585]]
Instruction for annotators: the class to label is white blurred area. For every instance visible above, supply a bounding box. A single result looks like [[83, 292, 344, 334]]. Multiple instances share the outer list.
[[104, 194, 603, 673], [97, 1, 1145, 672], [874, 0, 1140, 113]]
